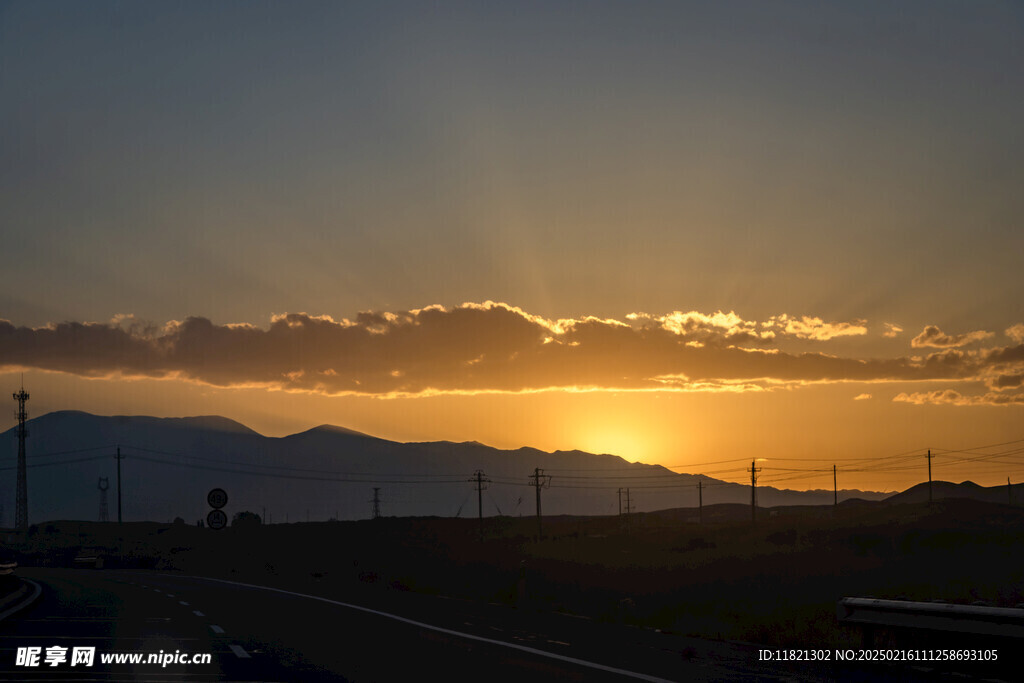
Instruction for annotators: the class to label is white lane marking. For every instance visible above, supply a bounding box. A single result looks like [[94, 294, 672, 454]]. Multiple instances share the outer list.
[[9, 635, 201, 641], [210, 625, 225, 634], [228, 644, 251, 659], [153, 588, 161, 593], [193, 610, 205, 617], [33, 617, 123, 622], [180, 601, 190, 606], [0, 580, 42, 623], [167, 593, 174, 598], [172, 574, 675, 683]]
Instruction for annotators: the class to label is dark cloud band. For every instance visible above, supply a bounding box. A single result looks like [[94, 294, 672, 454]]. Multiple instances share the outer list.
[[1, 304, 1022, 401]]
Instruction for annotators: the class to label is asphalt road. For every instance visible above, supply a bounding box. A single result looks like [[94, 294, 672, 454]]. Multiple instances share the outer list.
[[0, 568, 989, 682]]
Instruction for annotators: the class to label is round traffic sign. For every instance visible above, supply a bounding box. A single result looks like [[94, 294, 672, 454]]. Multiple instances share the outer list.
[[207, 488, 228, 509], [207, 509, 227, 530]]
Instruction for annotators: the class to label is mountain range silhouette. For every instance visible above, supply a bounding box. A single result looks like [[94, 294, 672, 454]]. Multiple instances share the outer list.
[[0, 411, 941, 525]]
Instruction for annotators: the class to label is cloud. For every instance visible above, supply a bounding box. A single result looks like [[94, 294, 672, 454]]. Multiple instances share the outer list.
[[987, 373, 1023, 390], [624, 310, 870, 345], [893, 390, 1024, 406], [911, 325, 994, 349], [882, 323, 903, 338], [625, 310, 773, 347], [768, 314, 868, 341], [853, 393, 872, 400], [1007, 324, 1024, 344], [0, 304, 1021, 399]]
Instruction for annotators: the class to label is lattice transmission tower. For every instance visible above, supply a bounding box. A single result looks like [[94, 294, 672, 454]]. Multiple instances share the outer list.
[[13, 383, 29, 531], [371, 487, 381, 519], [98, 477, 110, 522]]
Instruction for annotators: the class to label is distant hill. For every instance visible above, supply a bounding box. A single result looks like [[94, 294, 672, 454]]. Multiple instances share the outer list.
[[1, 411, 890, 525], [884, 480, 1020, 506]]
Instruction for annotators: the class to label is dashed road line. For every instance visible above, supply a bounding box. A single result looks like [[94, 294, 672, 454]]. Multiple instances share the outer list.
[[171, 573, 677, 683], [9, 635, 202, 641], [228, 644, 251, 659], [180, 601, 190, 606], [210, 625, 225, 634], [193, 610, 205, 617]]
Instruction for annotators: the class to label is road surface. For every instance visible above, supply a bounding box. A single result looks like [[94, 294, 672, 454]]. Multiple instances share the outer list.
[[0, 568, 967, 682]]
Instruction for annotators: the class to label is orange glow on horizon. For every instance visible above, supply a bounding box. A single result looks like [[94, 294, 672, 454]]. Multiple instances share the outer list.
[[5, 370, 1023, 494], [575, 426, 650, 463]]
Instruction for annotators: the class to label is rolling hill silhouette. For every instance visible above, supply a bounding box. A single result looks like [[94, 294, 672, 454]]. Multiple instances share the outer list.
[[884, 479, 1021, 506], [1, 411, 890, 524]]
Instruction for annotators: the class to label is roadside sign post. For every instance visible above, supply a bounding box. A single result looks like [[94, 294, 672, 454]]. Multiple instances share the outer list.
[[207, 488, 228, 530], [206, 509, 227, 530]]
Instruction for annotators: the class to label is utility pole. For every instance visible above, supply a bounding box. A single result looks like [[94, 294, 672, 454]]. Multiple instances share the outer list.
[[833, 464, 838, 506], [529, 468, 550, 538], [748, 460, 761, 524], [926, 450, 933, 505], [116, 446, 123, 524], [470, 470, 490, 540], [617, 487, 633, 533], [13, 383, 29, 531], [371, 488, 381, 519], [98, 478, 109, 522], [698, 480, 703, 524]]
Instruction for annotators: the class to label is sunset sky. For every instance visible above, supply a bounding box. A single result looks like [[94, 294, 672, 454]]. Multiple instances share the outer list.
[[2, 1, 1023, 493]]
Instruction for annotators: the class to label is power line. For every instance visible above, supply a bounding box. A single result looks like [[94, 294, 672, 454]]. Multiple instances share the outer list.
[[0, 454, 112, 471], [128, 453, 469, 484], [547, 457, 751, 472], [121, 445, 463, 478], [0, 444, 116, 462], [485, 488, 503, 516]]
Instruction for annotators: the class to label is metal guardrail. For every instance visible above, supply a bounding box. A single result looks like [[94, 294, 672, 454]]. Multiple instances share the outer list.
[[838, 597, 1024, 639]]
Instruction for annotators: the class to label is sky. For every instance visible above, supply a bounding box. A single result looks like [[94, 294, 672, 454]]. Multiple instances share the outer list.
[[1, 1, 1023, 493]]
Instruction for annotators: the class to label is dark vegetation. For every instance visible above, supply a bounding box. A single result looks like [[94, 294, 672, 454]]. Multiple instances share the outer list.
[[5, 498, 1022, 647]]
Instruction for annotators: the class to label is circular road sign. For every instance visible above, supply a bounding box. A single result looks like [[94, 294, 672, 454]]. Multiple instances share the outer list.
[[207, 509, 228, 530], [207, 488, 228, 509]]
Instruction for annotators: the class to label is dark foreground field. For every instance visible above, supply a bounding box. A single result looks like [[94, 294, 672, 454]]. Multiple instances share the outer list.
[[6, 498, 1023, 649]]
